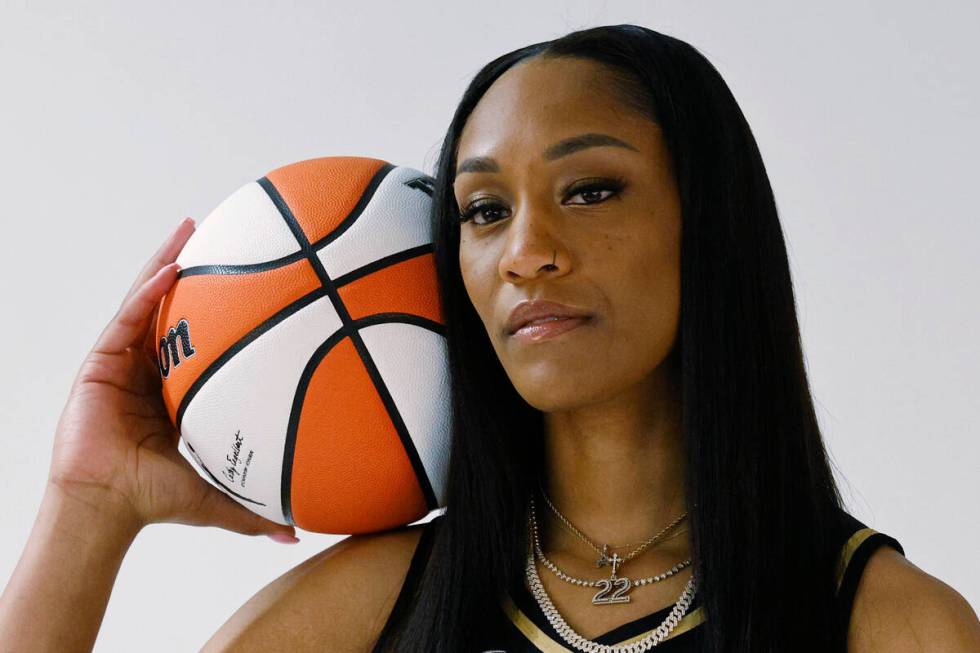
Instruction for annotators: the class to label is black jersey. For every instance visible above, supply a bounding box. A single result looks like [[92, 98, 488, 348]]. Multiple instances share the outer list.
[[372, 508, 905, 652]]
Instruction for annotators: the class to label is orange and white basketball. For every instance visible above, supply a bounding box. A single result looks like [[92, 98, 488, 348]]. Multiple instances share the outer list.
[[154, 156, 450, 535]]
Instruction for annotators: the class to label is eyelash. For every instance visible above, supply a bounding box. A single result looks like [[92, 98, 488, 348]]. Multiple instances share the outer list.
[[458, 176, 627, 226]]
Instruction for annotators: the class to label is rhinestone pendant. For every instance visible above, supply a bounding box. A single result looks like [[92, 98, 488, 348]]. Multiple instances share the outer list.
[[595, 543, 612, 568], [593, 551, 632, 605], [592, 574, 632, 605]]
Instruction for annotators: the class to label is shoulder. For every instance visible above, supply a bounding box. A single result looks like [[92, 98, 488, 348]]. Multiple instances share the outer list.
[[848, 546, 980, 652], [200, 520, 434, 653]]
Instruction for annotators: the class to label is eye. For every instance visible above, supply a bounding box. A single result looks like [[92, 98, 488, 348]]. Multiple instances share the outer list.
[[458, 199, 509, 226], [458, 176, 627, 226], [565, 177, 627, 206]]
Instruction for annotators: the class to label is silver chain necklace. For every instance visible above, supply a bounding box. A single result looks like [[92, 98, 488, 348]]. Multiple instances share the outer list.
[[525, 518, 697, 652]]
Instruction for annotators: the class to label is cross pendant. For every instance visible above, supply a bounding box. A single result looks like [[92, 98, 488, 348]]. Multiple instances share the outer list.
[[596, 545, 622, 575], [592, 548, 632, 605]]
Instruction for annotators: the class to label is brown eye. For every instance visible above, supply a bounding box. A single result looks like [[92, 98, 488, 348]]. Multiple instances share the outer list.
[[459, 200, 510, 226], [563, 177, 627, 205]]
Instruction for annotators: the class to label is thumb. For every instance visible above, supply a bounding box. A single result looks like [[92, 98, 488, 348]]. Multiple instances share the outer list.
[[197, 486, 300, 543]]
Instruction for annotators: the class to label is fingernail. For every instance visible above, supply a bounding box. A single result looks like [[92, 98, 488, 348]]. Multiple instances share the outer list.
[[169, 220, 187, 239], [266, 532, 300, 544], [172, 217, 193, 235]]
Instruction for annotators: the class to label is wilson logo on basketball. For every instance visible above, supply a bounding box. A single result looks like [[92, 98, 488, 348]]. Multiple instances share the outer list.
[[158, 318, 197, 379]]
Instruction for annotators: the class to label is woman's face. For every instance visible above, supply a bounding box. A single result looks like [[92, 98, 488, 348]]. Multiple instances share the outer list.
[[453, 56, 682, 412]]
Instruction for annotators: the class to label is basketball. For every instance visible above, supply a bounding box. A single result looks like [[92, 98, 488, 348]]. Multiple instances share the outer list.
[[154, 156, 451, 535]]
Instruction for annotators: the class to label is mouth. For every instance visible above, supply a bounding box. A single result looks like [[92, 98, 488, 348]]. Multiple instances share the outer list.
[[505, 299, 594, 335], [509, 315, 593, 343]]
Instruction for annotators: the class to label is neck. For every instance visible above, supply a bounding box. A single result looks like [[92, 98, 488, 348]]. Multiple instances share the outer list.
[[537, 364, 687, 562]]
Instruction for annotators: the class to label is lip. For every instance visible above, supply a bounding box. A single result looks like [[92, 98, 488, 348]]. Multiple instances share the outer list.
[[511, 315, 592, 342], [504, 299, 594, 337]]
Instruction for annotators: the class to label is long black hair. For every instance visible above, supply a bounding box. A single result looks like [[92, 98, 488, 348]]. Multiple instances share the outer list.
[[381, 23, 847, 652]]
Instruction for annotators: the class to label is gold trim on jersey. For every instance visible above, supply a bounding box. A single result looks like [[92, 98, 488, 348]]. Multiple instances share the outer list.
[[834, 527, 877, 594], [499, 592, 706, 652]]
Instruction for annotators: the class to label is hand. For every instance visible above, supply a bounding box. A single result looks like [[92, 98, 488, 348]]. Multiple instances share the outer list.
[[47, 217, 298, 542]]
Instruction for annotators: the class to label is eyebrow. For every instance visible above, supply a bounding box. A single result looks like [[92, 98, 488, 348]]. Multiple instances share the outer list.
[[454, 132, 639, 176]]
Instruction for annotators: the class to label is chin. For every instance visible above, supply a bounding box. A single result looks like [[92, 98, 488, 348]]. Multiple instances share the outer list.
[[511, 373, 607, 413]]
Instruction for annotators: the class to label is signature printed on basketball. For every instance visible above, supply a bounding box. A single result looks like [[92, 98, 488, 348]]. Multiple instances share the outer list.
[[222, 429, 255, 488]]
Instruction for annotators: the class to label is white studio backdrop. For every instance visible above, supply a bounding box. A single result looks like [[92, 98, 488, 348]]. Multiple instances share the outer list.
[[1, 1, 976, 650]]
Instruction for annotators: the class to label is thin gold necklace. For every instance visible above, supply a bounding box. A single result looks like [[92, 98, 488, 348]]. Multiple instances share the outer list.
[[530, 496, 693, 605], [537, 480, 688, 570]]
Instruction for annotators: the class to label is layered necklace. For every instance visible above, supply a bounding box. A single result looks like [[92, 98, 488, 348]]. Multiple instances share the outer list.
[[524, 484, 697, 652]]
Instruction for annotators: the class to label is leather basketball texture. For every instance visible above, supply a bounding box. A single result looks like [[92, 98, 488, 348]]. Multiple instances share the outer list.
[[154, 156, 451, 535]]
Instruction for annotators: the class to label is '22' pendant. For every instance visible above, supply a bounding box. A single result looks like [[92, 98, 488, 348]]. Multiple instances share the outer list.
[[592, 575, 632, 604], [593, 547, 632, 604]]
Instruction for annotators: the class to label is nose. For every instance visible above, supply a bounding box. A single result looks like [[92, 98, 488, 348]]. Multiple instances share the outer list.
[[497, 204, 567, 282]]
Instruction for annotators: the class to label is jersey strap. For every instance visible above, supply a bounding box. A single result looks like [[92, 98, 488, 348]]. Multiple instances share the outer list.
[[370, 515, 443, 652], [831, 513, 906, 650]]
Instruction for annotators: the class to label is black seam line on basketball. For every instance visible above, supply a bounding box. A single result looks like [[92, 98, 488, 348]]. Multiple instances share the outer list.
[[258, 170, 439, 516], [173, 286, 330, 430], [177, 170, 429, 281], [404, 175, 435, 197], [184, 441, 267, 506], [279, 318, 443, 526], [256, 165, 394, 259], [278, 313, 443, 525], [176, 167, 425, 281], [293, 163, 398, 251], [331, 243, 434, 289], [279, 327, 348, 525], [177, 250, 309, 278], [308, 173, 433, 253], [345, 328, 439, 511], [349, 312, 446, 337], [179, 240, 431, 282]]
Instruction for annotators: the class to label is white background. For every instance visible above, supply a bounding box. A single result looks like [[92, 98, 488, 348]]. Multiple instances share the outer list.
[[1, 1, 977, 650]]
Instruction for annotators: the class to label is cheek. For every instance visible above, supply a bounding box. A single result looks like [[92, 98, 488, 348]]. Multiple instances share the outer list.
[[600, 230, 681, 353], [459, 246, 495, 322]]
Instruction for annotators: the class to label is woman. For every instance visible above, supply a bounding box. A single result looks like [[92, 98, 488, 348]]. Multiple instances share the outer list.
[[0, 23, 976, 653], [368, 25, 978, 652]]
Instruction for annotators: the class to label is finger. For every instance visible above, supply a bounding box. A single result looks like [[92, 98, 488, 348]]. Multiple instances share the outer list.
[[93, 262, 181, 356], [141, 299, 163, 361], [129, 345, 166, 396], [197, 486, 299, 540], [121, 217, 196, 308]]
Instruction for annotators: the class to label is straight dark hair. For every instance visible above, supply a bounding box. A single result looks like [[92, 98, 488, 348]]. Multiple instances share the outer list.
[[380, 23, 846, 652]]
